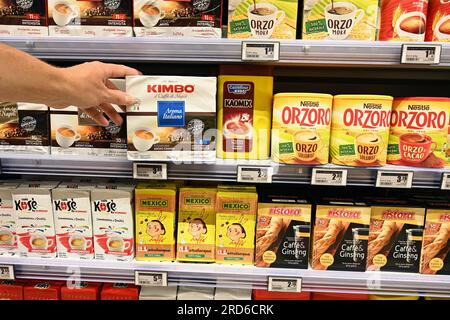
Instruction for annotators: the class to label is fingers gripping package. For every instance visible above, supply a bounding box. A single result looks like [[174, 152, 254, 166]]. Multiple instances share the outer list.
[[0, 0, 48, 36], [126, 76, 217, 162]]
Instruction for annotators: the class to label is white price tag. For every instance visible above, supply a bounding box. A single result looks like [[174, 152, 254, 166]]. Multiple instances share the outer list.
[[441, 173, 450, 190], [237, 166, 273, 183], [311, 168, 347, 186], [0, 265, 14, 280], [268, 277, 302, 293], [401, 44, 441, 65], [135, 271, 167, 287], [376, 171, 413, 188], [242, 41, 280, 61], [133, 163, 167, 180]]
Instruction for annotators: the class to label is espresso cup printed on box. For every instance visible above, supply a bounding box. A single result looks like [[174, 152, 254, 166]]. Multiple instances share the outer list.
[[395, 11, 427, 39], [132, 128, 160, 152], [69, 235, 92, 250], [0, 230, 13, 245], [325, 2, 364, 40], [435, 15, 450, 40], [294, 130, 322, 162], [56, 125, 81, 149], [247, 3, 286, 39], [355, 133, 384, 164], [107, 236, 130, 252], [52, 1, 79, 27], [399, 133, 437, 163], [30, 234, 53, 250], [139, 0, 165, 28]]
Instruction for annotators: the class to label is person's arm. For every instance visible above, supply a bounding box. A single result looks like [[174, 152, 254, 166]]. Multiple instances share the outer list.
[[0, 44, 140, 125]]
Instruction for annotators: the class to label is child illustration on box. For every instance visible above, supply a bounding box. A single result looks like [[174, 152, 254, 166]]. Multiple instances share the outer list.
[[227, 223, 246, 246], [147, 220, 166, 243], [189, 218, 207, 243]]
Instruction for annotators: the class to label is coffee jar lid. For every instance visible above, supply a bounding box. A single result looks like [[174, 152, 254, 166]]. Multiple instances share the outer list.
[[394, 97, 450, 102], [274, 93, 333, 99], [334, 94, 394, 101]]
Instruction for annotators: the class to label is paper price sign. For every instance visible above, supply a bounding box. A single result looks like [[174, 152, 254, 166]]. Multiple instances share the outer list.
[[376, 171, 413, 188], [311, 168, 347, 186], [268, 277, 302, 293], [0, 265, 14, 280], [242, 42, 280, 61], [135, 271, 168, 287], [133, 163, 167, 180], [237, 166, 273, 183], [441, 173, 450, 190], [401, 44, 441, 65]]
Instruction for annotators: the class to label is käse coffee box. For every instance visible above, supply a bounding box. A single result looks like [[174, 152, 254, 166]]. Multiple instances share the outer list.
[[177, 187, 216, 263], [48, 0, 133, 37], [215, 185, 258, 265], [387, 97, 450, 168], [91, 183, 135, 261], [12, 182, 59, 258], [367, 200, 425, 273], [135, 182, 177, 261], [0, 182, 19, 256], [0, 0, 48, 36], [256, 195, 311, 269], [126, 76, 217, 162], [312, 200, 371, 271], [52, 183, 94, 260]]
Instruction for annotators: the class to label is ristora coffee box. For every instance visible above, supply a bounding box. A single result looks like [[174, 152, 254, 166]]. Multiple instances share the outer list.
[[0, 0, 48, 36]]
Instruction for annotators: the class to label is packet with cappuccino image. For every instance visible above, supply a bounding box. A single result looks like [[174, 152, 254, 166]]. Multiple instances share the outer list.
[[0, 182, 19, 256], [12, 182, 59, 258], [0, 0, 48, 36], [50, 79, 127, 158], [126, 76, 217, 162], [387, 97, 450, 168], [0, 102, 50, 155], [302, 0, 379, 40], [48, 0, 133, 37]]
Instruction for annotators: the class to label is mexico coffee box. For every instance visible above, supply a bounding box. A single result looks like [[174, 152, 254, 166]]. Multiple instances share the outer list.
[[0, 0, 48, 36], [48, 0, 133, 37], [52, 183, 94, 260], [426, 0, 450, 42], [330, 95, 394, 167], [387, 97, 450, 168], [302, 0, 379, 41], [50, 79, 127, 158], [135, 182, 177, 261], [421, 202, 450, 275], [12, 182, 59, 258], [379, 0, 429, 41], [133, 0, 222, 38], [126, 76, 217, 162], [215, 185, 257, 265], [272, 93, 333, 165], [228, 0, 298, 40], [177, 187, 216, 263], [0, 102, 50, 154], [312, 201, 371, 271], [367, 204, 425, 273], [91, 184, 134, 261], [256, 195, 311, 268], [0, 182, 19, 256]]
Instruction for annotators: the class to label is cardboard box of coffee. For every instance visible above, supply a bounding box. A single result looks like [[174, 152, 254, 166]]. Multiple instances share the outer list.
[[61, 282, 102, 300], [101, 283, 139, 300], [12, 182, 59, 258], [0, 280, 25, 300], [48, 0, 133, 37], [135, 182, 177, 261], [0, 182, 19, 256], [91, 184, 135, 261], [0, 102, 50, 154], [133, 0, 222, 38], [256, 195, 311, 269], [312, 201, 371, 271], [0, 0, 48, 36], [52, 183, 94, 260], [126, 76, 217, 162], [139, 286, 178, 300]]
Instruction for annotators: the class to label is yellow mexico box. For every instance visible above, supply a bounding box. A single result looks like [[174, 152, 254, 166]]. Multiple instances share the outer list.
[[177, 187, 217, 263], [135, 182, 177, 261], [215, 185, 258, 264]]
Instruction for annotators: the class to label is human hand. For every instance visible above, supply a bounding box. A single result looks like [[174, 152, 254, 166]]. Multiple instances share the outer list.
[[55, 61, 141, 126]]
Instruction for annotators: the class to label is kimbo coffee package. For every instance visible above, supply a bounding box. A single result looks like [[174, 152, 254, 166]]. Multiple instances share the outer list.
[[0, 0, 48, 36]]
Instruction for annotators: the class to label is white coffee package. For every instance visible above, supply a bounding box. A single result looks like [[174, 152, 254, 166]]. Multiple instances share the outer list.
[[12, 182, 59, 258], [126, 76, 217, 162], [91, 185, 134, 261], [139, 286, 178, 300], [214, 288, 252, 300], [0, 182, 20, 256], [177, 286, 215, 300]]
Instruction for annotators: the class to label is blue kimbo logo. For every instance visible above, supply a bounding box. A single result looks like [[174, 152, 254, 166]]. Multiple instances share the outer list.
[[157, 101, 185, 127]]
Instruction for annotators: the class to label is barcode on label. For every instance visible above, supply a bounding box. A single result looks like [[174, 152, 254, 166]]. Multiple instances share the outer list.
[[242, 42, 280, 61], [237, 166, 273, 183], [135, 271, 167, 287], [268, 277, 302, 292], [442, 173, 450, 190], [376, 171, 413, 188], [401, 44, 441, 64], [133, 163, 167, 180], [311, 169, 347, 186]]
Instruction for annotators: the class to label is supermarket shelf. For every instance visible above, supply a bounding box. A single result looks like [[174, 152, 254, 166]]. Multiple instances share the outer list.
[[2, 37, 450, 67], [1, 154, 448, 188], [1, 256, 450, 297]]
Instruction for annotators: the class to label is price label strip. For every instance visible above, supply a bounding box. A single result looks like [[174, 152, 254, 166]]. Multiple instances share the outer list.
[[237, 166, 273, 183], [268, 277, 302, 293], [401, 44, 442, 65], [135, 271, 168, 287], [241, 41, 280, 62], [133, 163, 167, 180], [0, 265, 14, 280], [441, 173, 450, 190], [376, 171, 413, 188], [311, 168, 347, 186]]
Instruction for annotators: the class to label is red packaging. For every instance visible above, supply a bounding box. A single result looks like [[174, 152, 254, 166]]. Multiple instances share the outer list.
[[426, 0, 450, 41], [379, 0, 429, 41], [253, 289, 311, 300], [312, 292, 370, 300], [101, 283, 139, 300], [24, 281, 63, 300], [0, 280, 25, 300], [61, 282, 102, 300]]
